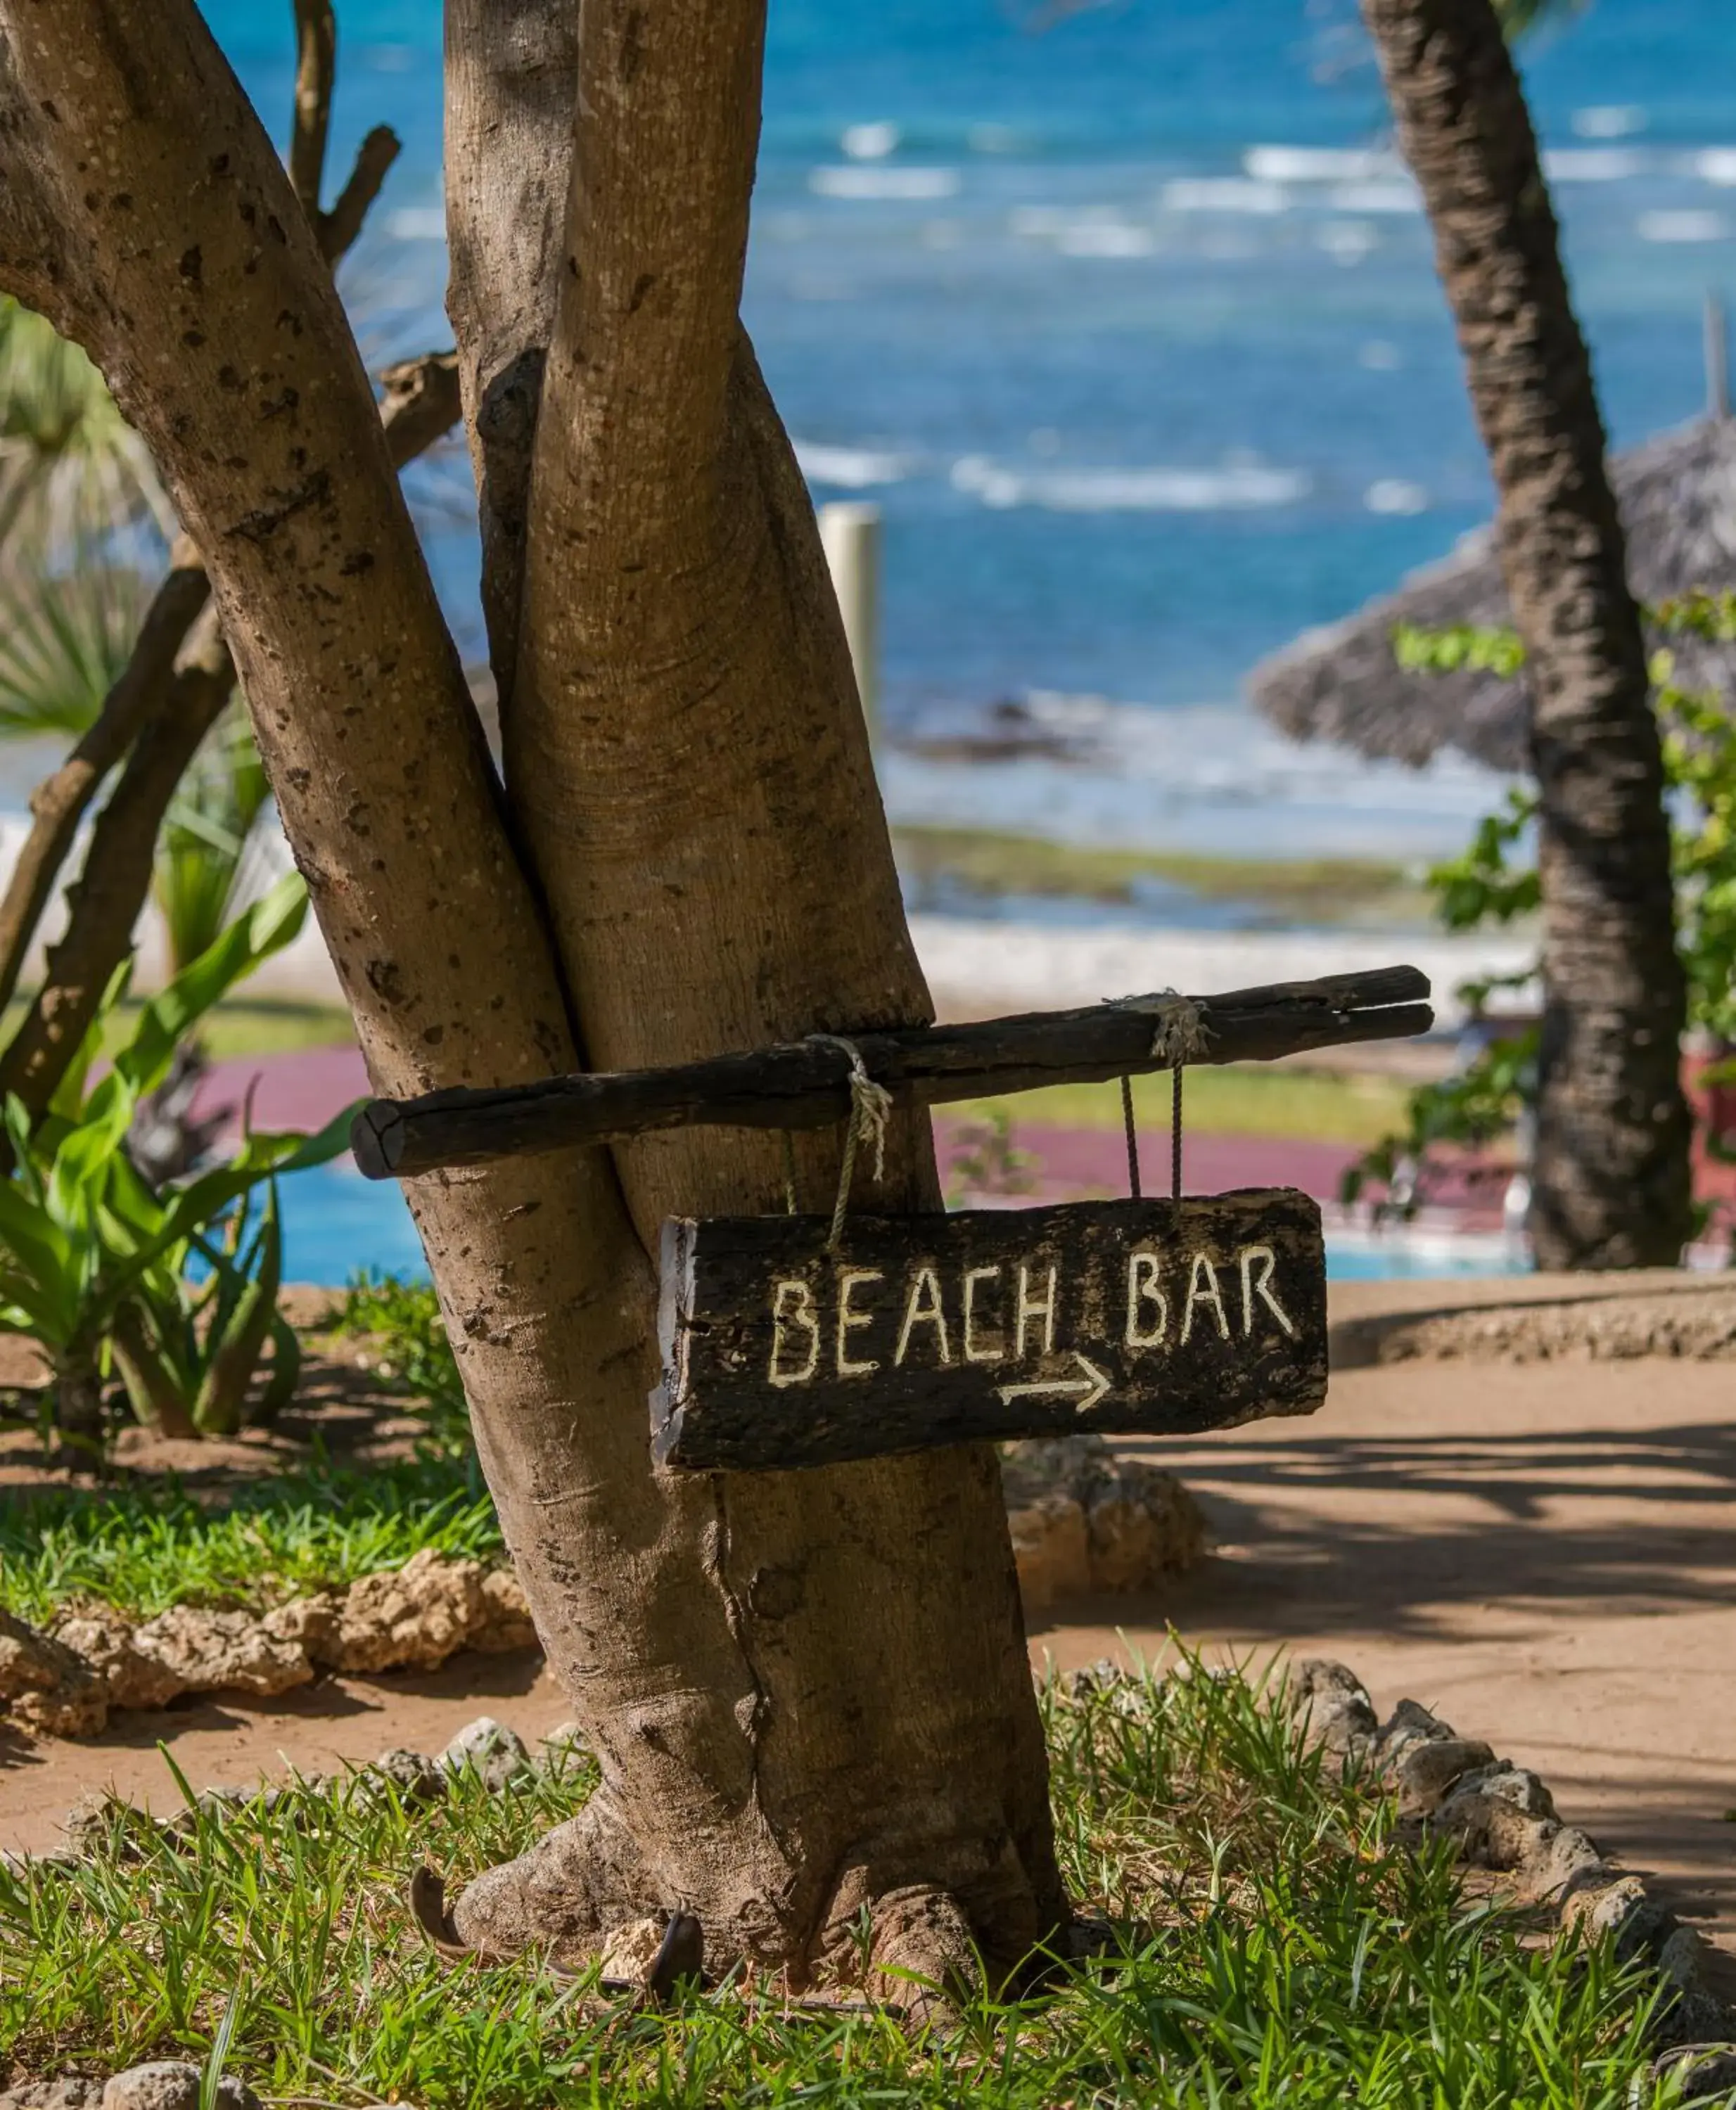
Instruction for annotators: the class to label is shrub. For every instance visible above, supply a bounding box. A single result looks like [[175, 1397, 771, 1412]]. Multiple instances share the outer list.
[[0, 874, 352, 1450]]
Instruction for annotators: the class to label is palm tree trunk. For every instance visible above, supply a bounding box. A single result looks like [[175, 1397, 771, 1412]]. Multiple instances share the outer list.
[[1360, 0, 1693, 1268]]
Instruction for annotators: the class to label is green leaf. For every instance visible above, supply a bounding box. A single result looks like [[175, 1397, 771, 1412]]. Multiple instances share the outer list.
[[0, 567, 149, 739], [44, 1070, 137, 1229], [108, 869, 309, 1103], [45, 954, 134, 1120], [194, 1184, 282, 1436], [255, 1310, 302, 1426]]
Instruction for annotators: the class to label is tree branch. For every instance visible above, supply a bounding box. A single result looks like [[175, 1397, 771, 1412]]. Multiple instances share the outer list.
[[443, 0, 577, 715], [319, 123, 400, 264], [288, 0, 336, 219], [0, 353, 466, 1117], [354, 970, 1436, 1179], [0, 604, 234, 1116], [379, 351, 463, 468], [0, 0, 557, 1104], [0, 550, 210, 1014], [540, 0, 766, 517]]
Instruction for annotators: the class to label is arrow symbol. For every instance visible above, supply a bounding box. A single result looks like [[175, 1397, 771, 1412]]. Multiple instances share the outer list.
[[997, 1352, 1111, 1415]]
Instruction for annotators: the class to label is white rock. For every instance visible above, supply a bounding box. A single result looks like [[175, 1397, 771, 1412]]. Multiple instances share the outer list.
[[439, 1716, 532, 1791]]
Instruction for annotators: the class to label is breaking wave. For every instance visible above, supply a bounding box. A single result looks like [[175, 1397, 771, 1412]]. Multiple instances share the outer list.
[[949, 457, 1310, 513]]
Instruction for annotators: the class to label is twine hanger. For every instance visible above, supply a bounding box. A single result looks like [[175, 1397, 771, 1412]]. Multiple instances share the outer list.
[[1118, 990, 1205, 1203], [806, 1032, 892, 1253]]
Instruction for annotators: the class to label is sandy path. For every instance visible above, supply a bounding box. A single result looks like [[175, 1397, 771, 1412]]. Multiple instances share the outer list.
[[6, 1289, 1734, 1960], [1, 1654, 577, 1851], [1040, 1348, 1736, 1950]]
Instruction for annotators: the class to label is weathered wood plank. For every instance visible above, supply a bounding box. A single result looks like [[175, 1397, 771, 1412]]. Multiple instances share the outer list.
[[651, 1189, 1328, 1473], [352, 968, 1432, 1178]]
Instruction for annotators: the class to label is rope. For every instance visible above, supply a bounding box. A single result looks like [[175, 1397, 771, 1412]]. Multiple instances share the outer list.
[[1171, 1066, 1183, 1200], [1121, 1073, 1141, 1201], [806, 1034, 892, 1253], [1147, 991, 1203, 1199], [780, 1127, 799, 1216], [1112, 991, 1206, 1206], [1147, 991, 1207, 1067]]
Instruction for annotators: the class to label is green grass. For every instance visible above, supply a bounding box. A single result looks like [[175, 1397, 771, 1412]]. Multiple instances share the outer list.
[[331, 1271, 468, 1452], [893, 826, 1431, 928], [0, 1457, 498, 1625], [0, 1660, 1674, 2106], [947, 1063, 1413, 1149], [0, 1281, 483, 1628], [1, 995, 355, 1066]]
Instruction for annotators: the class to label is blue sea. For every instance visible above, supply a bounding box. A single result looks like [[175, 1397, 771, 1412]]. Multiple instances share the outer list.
[[276, 1156, 1528, 1286], [199, 0, 1736, 865]]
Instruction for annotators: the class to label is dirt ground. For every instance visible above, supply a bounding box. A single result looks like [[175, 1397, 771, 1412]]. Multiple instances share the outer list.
[[6, 1272, 1735, 1962]]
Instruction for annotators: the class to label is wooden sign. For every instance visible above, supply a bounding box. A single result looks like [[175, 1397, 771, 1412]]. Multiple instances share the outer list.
[[651, 1188, 1327, 1473]]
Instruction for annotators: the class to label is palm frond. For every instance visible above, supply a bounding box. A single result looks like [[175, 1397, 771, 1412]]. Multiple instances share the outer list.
[[0, 300, 173, 563], [154, 704, 274, 975], [0, 565, 151, 739]]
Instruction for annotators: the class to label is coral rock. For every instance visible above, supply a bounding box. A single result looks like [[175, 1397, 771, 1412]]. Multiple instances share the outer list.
[[1436, 1765, 1562, 1872], [0, 1609, 69, 1701], [537, 1720, 592, 1779], [53, 1615, 186, 1713], [260, 1594, 341, 1663], [1654, 2044, 1736, 2102], [1001, 1436, 1205, 1609], [600, 1916, 671, 1983], [0, 2080, 105, 2108], [1005, 1495, 1091, 1613], [1293, 1660, 1378, 1754], [1395, 1737, 1495, 1816], [130, 1608, 312, 1699], [98, 2063, 258, 2110], [471, 1568, 538, 1654], [1375, 1698, 1454, 1769], [0, 1612, 108, 1738], [361, 1748, 446, 1804], [331, 1549, 484, 1673], [440, 1715, 532, 1792]]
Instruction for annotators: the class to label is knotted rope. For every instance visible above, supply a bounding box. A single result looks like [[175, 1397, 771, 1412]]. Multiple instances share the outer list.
[[806, 1033, 892, 1253], [1147, 990, 1207, 1067], [1118, 991, 1210, 1202]]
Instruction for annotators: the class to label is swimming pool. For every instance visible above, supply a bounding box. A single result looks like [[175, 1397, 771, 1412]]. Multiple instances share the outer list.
[[274, 1159, 1528, 1288]]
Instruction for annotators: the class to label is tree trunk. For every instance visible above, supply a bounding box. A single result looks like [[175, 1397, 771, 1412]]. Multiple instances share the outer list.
[[1360, 0, 1693, 1269], [0, 0, 1063, 1986]]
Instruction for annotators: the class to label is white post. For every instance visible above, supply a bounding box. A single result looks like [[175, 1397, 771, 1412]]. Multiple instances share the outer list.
[[818, 500, 881, 741], [1706, 290, 1730, 422]]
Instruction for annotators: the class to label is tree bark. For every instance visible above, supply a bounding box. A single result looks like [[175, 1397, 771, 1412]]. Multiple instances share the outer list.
[[0, 0, 1064, 1984], [442, 0, 1063, 1985], [288, 0, 336, 219], [1360, 0, 1692, 1269]]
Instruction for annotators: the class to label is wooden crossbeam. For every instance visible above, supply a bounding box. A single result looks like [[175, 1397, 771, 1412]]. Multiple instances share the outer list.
[[351, 965, 1431, 1179]]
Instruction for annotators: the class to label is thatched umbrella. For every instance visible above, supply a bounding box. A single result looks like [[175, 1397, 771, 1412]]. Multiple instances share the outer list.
[[1249, 311, 1736, 773]]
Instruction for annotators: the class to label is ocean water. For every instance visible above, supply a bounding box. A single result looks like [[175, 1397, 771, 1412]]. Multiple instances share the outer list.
[[190, 2, 1736, 859], [274, 1157, 1528, 1286]]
